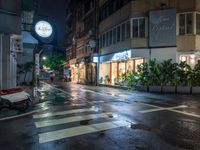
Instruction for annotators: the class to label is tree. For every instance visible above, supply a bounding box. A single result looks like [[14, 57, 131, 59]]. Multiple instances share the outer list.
[[42, 54, 66, 71]]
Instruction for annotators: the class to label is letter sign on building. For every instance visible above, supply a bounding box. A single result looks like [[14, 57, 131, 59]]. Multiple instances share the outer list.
[[35, 21, 53, 38], [149, 9, 176, 47]]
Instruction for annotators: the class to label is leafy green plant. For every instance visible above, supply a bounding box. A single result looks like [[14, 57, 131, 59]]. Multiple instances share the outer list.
[[160, 59, 178, 86], [104, 75, 110, 84], [137, 61, 149, 86], [123, 71, 139, 90], [176, 61, 192, 86], [190, 60, 200, 86]]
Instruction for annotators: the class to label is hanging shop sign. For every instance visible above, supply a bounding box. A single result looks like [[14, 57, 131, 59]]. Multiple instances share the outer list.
[[35, 20, 53, 38]]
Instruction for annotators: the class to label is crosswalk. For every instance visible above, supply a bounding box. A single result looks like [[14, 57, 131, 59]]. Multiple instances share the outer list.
[[33, 106, 129, 144]]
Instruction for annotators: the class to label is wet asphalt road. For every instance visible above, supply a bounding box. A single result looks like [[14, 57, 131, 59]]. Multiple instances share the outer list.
[[0, 82, 200, 150]]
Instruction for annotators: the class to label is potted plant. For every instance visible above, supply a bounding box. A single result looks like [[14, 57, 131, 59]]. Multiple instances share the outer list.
[[191, 60, 200, 94], [147, 59, 162, 93], [161, 59, 177, 93], [135, 62, 149, 92], [176, 62, 192, 94], [104, 75, 110, 85]]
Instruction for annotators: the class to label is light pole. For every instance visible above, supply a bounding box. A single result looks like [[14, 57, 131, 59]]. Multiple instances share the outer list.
[[35, 49, 43, 87]]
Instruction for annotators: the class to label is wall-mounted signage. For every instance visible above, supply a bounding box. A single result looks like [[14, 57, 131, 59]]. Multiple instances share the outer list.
[[35, 21, 53, 38], [93, 57, 98, 63], [113, 50, 131, 61], [149, 9, 176, 47]]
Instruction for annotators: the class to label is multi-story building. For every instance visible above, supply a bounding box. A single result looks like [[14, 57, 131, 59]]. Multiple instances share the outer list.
[[99, 0, 200, 85], [66, 0, 99, 85], [0, 0, 21, 89]]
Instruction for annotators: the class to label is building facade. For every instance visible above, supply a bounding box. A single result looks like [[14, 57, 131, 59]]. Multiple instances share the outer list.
[[66, 0, 99, 85], [0, 0, 21, 89], [98, 0, 200, 85]]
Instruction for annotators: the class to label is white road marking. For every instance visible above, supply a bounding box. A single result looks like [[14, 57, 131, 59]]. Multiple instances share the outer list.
[[170, 109, 200, 118], [138, 102, 200, 118], [139, 105, 188, 113], [33, 108, 97, 119], [41, 81, 72, 96], [35, 112, 113, 128], [0, 109, 43, 121], [39, 120, 129, 143], [87, 101, 105, 104], [70, 103, 86, 106]]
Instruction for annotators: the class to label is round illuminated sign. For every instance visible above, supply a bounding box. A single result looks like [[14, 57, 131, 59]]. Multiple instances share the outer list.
[[35, 21, 53, 38]]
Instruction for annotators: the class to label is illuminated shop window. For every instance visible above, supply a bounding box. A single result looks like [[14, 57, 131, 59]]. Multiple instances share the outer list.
[[180, 56, 187, 62], [135, 58, 144, 72]]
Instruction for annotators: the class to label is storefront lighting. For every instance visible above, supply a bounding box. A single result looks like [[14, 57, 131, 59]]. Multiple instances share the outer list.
[[190, 58, 195, 64], [190, 54, 195, 59]]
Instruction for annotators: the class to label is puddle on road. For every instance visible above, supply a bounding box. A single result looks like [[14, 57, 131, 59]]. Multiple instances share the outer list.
[[80, 119, 93, 125], [130, 124, 151, 132]]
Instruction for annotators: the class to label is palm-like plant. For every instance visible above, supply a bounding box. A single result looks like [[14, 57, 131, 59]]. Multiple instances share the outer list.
[[160, 59, 178, 86], [148, 59, 161, 86], [176, 61, 192, 86]]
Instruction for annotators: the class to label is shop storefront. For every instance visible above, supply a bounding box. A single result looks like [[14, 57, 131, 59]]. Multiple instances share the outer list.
[[70, 57, 97, 85], [99, 50, 144, 85]]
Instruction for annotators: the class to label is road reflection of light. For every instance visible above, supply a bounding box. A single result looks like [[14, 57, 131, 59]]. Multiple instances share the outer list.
[[41, 102, 50, 110], [91, 106, 102, 112]]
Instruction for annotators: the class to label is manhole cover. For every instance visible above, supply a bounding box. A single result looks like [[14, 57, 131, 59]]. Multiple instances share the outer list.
[[160, 120, 200, 149]]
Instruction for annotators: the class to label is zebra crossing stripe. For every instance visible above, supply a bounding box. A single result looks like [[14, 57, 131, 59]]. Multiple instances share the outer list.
[[39, 120, 128, 143], [33, 108, 96, 119], [35, 112, 113, 128]]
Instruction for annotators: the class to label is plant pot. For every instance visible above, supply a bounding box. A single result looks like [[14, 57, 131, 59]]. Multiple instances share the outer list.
[[192, 86, 200, 94], [177, 86, 191, 94], [149, 86, 161, 93], [162, 86, 176, 93], [135, 86, 148, 92]]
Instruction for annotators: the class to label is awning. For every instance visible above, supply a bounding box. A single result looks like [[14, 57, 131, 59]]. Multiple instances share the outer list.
[[22, 31, 38, 44]]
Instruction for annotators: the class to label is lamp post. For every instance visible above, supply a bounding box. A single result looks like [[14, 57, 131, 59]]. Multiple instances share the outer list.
[[35, 49, 43, 87]]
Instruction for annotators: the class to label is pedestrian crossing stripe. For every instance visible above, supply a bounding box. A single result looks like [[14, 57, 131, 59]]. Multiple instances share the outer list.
[[35, 112, 113, 128], [39, 120, 129, 143], [33, 108, 96, 119]]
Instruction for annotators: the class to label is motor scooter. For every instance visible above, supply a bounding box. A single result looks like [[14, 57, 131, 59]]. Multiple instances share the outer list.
[[0, 88, 32, 111]]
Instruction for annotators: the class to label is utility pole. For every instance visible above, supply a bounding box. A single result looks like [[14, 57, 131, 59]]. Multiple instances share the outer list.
[[35, 49, 43, 87]]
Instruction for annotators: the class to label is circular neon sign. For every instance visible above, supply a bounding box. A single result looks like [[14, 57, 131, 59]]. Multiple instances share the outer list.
[[35, 21, 53, 38]]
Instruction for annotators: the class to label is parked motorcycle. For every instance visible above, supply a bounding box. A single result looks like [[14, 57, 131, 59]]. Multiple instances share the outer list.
[[0, 88, 32, 111]]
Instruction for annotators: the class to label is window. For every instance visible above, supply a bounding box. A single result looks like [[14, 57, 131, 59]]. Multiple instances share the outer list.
[[109, 30, 113, 45], [106, 32, 109, 46], [117, 26, 121, 42], [196, 13, 200, 34], [102, 33, 105, 47], [121, 23, 126, 41], [125, 21, 130, 39], [132, 18, 146, 38], [113, 28, 117, 44], [179, 13, 193, 35]]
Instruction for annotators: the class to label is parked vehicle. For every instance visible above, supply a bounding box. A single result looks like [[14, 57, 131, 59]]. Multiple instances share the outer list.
[[0, 88, 32, 111]]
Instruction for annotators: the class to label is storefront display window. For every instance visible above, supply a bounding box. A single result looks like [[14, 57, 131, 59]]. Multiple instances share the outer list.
[[99, 63, 110, 84], [135, 58, 144, 72], [112, 63, 118, 84], [126, 60, 134, 72]]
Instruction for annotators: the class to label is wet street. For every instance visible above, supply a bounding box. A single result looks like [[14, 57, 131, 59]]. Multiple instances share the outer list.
[[0, 82, 200, 150]]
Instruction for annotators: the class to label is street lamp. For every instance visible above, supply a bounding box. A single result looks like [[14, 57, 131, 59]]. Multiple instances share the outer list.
[[42, 56, 47, 60]]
